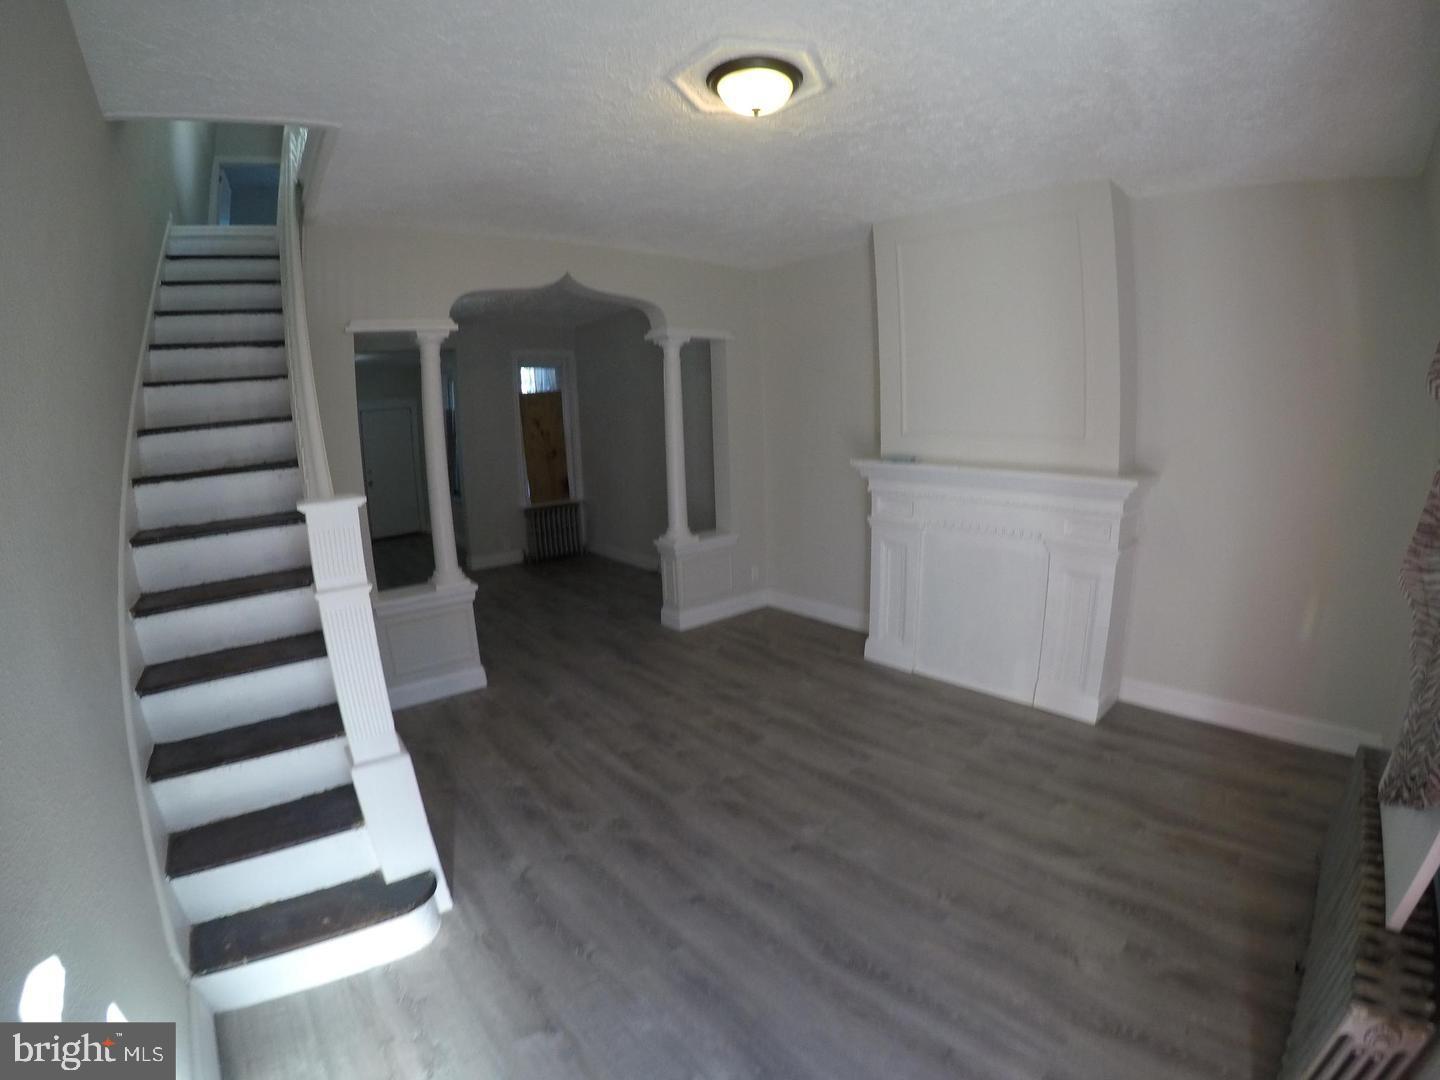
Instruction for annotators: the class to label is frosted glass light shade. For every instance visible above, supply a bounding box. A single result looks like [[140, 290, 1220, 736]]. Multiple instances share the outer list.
[[706, 57, 802, 118]]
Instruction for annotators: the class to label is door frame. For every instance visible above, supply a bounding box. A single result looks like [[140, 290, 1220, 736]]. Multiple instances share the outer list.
[[358, 397, 427, 538], [511, 350, 584, 507]]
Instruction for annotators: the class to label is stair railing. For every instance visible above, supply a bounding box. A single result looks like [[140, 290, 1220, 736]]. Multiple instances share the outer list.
[[277, 125, 452, 911]]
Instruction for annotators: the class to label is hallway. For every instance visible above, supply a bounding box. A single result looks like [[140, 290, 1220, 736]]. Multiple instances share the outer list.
[[218, 556, 1347, 1080]]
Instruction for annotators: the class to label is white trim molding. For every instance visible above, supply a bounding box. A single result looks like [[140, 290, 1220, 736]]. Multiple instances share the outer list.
[[762, 590, 868, 633], [373, 580, 487, 709], [664, 590, 768, 630], [1118, 677, 1385, 755], [655, 531, 741, 629]]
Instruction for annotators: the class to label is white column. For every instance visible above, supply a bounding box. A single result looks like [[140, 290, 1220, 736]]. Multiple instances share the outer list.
[[653, 331, 693, 543], [416, 329, 466, 588]]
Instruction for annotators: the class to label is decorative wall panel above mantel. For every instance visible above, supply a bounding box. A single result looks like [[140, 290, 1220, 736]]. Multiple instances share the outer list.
[[873, 181, 1135, 473]]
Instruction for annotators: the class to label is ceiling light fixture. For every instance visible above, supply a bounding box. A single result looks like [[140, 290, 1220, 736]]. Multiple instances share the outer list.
[[706, 56, 803, 118]]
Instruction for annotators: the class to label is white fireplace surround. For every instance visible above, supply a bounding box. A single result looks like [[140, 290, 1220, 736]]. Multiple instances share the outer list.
[[854, 459, 1144, 723]]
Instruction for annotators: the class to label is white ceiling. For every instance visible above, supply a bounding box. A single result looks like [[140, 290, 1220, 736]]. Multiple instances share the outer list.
[[67, 0, 1440, 268]]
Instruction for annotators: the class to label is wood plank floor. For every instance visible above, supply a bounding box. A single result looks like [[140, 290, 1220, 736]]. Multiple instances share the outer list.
[[217, 555, 1349, 1080]]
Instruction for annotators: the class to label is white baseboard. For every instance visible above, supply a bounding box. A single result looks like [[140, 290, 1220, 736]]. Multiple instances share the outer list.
[[662, 590, 768, 630], [388, 663, 488, 711], [589, 543, 660, 572], [468, 549, 523, 571], [1118, 677, 1385, 755], [762, 589, 868, 632]]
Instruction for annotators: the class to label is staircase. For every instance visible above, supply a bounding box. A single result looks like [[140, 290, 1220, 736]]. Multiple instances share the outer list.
[[126, 223, 444, 1011]]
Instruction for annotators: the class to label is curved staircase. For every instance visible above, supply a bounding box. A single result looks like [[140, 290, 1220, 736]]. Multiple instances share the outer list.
[[126, 221, 446, 1011]]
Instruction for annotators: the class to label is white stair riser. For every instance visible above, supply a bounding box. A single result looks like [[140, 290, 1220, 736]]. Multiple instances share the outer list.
[[168, 227, 278, 258], [164, 257, 280, 283], [152, 312, 284, 346], [134, 467, 302, 530], [194, 897, 441, 1012], [171, 828, 379, 923], [157, 283, 281, 312], [152, 738, 351, 832], [141, 657, 336, 743], [143, 379, 291, 428], [137, 420, 295, 476], [147, 345, 286, 382], [135, 588, 319, 665], [132, 524, 309, 593]]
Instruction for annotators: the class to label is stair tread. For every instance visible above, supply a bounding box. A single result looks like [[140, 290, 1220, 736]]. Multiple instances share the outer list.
[[166, 254, 280, 261], [132, 566, 313, 618], [161, 279, 281, 286], [147, 703, 343, 782], [153, 308, 283, 316], [149, 340, 286, 352], [167, 786, 362, 878], [136, 631, 326, 697], [144, 373, 287, 386], [133, 457, 298, 486], [130, 509, 303, 547], [190, 871, 437, 976], [138, 415, 292, 437]]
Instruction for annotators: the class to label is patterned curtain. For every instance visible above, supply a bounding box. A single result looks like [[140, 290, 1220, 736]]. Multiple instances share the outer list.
[[1379, 342, 1440, 808]]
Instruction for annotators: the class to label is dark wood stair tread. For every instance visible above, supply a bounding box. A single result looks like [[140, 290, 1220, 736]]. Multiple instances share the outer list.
[[161, 278, 281, 286], [166, 254, 279, 260], [147, 703, 343, 782], [133, 458, 298, 486], [191, 871, 437, 976], [132, 566, 313, 618], [136, 631, 327, 697], [149, 340, 286, 352], [138, 415, 292, 436], [167, 786, 362, 878], [130, 509, 303, 547], [153, 308, 283, 316], [144, 375, 286, 387]]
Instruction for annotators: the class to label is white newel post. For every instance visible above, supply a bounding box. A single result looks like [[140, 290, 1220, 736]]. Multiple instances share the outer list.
[[416, 329, 466, 589], [299, 495, 453, 911], [649, 330, 693, 544]]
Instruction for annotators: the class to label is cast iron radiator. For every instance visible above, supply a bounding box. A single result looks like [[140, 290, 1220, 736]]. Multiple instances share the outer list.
[[1280, 748, 1438, 1079], [524, 500, 585, 561]]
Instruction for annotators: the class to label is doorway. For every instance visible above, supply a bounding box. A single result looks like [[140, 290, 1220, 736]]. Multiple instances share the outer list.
[[359, 400, 424, 538]]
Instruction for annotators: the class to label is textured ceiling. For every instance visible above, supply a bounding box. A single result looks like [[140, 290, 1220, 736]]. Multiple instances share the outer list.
[[67, 0, 1440, 268]]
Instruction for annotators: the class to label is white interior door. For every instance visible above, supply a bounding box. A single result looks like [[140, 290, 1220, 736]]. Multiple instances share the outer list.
[[359, 403, 424, 539]]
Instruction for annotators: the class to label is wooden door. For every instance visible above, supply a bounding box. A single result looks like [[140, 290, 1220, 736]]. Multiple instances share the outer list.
[[518, 391, 570, 503]]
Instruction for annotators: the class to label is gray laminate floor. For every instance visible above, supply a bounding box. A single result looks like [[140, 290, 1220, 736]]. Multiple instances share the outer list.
[[217, 555, 1349, 1080]]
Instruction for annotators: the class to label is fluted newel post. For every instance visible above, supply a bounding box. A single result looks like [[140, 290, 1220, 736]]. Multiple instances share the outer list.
[[648, 329, 693, 544], [416, 329, 466, 588], [299, 494, 453, 911]]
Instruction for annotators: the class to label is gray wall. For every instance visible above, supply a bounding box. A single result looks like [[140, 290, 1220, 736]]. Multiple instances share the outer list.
[[574, 309, 715, 570], [0, 0, 209, 1063], [757, 176, 1440, 745], [1124, 179, 1439, 742]]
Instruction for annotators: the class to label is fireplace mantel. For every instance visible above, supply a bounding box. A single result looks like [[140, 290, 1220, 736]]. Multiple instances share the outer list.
[[854, 459, 1145, 723]]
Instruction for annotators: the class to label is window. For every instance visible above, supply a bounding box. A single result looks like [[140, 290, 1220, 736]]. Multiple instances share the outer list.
[[519, 365, 560, 395]]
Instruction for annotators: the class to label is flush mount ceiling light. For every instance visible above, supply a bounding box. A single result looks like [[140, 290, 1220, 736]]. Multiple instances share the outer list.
[[706, 56, 803, 118]]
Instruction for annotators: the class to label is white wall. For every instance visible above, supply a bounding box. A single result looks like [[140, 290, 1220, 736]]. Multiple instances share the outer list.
[[572, 310, 716, 569], [0, 0, 209, 1068], [757, 177, 1440, 747], [213, 123, 282, 161], [301, 223, 766, 593], [758, 243, 879, 618], [1124, 179, 1440, 744]]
